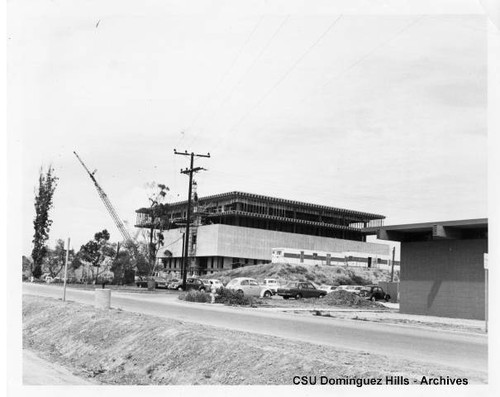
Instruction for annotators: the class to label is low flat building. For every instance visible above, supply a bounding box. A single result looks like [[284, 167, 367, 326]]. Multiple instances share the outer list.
[[136, 191, 390, 275], [365, 218, 488, 320], [271, 247, 395, 270]]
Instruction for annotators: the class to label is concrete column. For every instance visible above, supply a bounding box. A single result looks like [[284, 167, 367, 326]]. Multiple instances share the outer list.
[[94, 289, 111, 309]]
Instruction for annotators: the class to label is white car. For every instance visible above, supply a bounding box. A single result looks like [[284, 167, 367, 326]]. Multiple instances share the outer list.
[[201, 279, 224, 291], [261, 278, 280, 294], [336, 285, 364, 295], [323, 286, 337, 294], [226, 277, 273, 298]]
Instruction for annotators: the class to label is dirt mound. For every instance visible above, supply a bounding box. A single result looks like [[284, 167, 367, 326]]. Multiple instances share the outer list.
[[322, 290, 387, 308], [22, 296, 485, 385], [210, 262, 397, 287]]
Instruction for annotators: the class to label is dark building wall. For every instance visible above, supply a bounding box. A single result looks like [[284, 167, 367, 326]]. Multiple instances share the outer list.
[[400, 239, 487, 320]]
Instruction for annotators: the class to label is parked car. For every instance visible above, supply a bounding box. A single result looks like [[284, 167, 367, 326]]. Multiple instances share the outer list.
[[41, 274, 55, 283], [260, 278, 280, 294], [177, 278, 207, 292], [359, 285, 391, 302], [277, 281, 327, 300], [225, 277, 274, 298], [200, 279, 224, 291], [43, 275, 62, 283], [167, 278, 182, 290], [336, 285, 365, 295], [323, 286, 337, 294], [135, 276, 149, 288], [135, 275, 168, 289]]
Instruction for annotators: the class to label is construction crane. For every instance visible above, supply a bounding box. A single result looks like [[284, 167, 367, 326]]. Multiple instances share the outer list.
[[73, 151, 135, 245]]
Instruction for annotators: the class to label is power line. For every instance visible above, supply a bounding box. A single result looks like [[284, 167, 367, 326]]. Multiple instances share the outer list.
[[320, 15, 426, 90], [188, 15, 290, 146], [163, 234, 185, 248], [184, 15, 265, 144], [210, 15, 343, 151]]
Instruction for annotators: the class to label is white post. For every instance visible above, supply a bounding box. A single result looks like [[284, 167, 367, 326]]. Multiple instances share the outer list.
[[63, 237, 70, 302]]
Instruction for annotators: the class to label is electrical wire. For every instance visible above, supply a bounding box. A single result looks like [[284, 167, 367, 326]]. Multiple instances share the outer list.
[[163, 234, 185, 248], [320, 15, 426, 90], [183, 15, 265, 146], [209, 15, 344, 151], [188, 15, 291, 146]]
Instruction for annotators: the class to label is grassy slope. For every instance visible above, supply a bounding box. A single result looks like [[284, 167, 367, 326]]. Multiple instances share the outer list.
[[23, 296, 484, 385], [209, 262, 399, 286]]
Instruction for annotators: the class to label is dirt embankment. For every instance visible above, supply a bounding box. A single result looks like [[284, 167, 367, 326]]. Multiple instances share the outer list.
[[210, 262, 398, 286], [22, 296, 486, 385]]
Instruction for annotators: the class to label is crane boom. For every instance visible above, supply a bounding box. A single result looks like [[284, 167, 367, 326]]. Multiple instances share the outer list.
[[73, 151, 134, 244]]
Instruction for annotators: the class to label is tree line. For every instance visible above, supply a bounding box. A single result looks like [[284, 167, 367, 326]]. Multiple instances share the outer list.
[[26, 166, 170, 284]]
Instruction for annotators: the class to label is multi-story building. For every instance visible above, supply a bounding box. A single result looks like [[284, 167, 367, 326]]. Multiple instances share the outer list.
[[135, 191, 389, 275]]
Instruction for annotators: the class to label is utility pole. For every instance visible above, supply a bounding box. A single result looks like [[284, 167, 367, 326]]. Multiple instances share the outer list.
[[174, 149, 210, 290], [63, 238, 70, 302]]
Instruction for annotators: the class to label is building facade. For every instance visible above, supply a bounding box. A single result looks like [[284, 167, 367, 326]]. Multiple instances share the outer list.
[[136, 191, 389, 275], [365, 218, 488, 320], [271, 247, 395, 269]]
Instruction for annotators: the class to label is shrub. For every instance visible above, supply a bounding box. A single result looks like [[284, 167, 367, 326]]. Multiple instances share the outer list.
[[350, 273, 369, 285], [334, 275, 352, 285], [178, 290, 211, 303], [215, 288, 255, 306]]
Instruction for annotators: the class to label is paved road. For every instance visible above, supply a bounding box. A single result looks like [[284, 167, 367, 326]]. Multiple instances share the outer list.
[[23, 349, 94, 385], [23, 283, 488, 374]]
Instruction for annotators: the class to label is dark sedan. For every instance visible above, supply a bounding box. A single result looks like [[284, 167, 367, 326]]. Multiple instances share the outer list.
[[177, 278, 207, 292], [277, 282, 327, 300], [359, 285, 391, 302]]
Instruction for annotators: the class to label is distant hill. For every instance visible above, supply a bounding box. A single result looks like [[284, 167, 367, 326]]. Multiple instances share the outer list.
[[209, 262, 399, 286]]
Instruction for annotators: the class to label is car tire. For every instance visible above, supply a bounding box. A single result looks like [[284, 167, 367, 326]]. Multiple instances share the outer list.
[[319, 294, 325, 298], [295, 293, 302, 300], [283, 296, 289, 300], [370, 296, 376, 302], [237, 289, 244, 297], [137, 284, 142, 288], [263, 290, 272, 298], [177, 286, 183, 291], [200, 287, 206, 292]]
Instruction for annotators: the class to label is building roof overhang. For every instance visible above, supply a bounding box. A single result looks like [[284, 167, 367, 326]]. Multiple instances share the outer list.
[[137, 191, 385, 220], [363, 218, 488, 242]]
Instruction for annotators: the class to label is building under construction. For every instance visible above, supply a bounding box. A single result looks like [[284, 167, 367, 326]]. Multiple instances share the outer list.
[[135, 190, 389, 275]]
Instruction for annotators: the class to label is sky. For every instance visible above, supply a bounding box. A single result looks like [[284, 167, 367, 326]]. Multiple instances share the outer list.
[[9, 0, 488, 255]]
